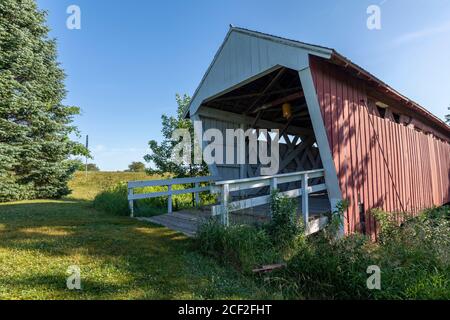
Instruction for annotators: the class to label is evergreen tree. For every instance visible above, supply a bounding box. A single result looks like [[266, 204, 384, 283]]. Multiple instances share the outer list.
[[0, 0, 87, 201]]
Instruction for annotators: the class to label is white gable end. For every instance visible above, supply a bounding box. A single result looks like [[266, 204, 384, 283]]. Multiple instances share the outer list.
[[188, 28, 332, 117]]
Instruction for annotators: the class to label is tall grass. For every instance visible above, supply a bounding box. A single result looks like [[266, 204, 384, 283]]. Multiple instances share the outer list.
[[196, 191, 303, 273], [196, 193, 450, 299], [196, 220, 280, 273], [92, 182, 131, 216], [288, 208, 450, 299]]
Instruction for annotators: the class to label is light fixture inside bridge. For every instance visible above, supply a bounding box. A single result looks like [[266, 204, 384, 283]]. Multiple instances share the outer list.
[[282, 103, 292, 119]]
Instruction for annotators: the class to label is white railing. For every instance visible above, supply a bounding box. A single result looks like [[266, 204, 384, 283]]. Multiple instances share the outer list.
[[211, 169, 326, 227], [127, 176, 218, 217]]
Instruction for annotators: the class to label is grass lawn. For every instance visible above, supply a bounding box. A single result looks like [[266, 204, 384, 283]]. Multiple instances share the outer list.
[[0, 173, 274, 300]]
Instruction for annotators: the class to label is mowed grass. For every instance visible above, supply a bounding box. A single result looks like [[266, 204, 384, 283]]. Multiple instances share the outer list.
[[0, 172, 274, 300]]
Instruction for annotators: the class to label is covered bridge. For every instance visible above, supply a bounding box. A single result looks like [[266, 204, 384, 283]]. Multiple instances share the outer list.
[[183, 26, 450, 237]]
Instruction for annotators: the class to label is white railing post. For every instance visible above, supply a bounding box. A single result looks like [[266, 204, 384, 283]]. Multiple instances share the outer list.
[[194, 182, 200, 207], [222, 183, 229, 226], [127, 176, 217, 217], [209, 170, 326, 232], [301, 173, 309, 230], [270, 177, 278, 192], [269, 177, 278, 218], [128, 187, 134, 217], [168, 185, 172, 214]]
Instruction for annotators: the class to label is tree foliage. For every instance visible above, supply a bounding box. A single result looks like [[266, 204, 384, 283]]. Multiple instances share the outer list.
[[70, 158, 85, 171], [446, 106, 450, 125], [0, 0, 87, 201], [144, 94, 208, 178], [86, 163, 100, 172], [68, 160, 98, 172], [127, 161, 146, 172]]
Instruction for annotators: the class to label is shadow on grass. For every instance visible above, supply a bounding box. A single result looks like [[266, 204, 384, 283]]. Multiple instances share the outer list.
[[0, 200, 268, 299]]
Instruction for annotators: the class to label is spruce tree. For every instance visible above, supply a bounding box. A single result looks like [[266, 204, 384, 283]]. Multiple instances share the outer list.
[[0, 0, 87, 201]]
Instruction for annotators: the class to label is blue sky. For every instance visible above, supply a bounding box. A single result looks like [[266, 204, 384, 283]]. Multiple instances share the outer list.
[[37, 0, 450, 171]]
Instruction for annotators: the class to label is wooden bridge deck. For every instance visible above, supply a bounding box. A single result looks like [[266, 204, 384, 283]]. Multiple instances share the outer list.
[[136, 195, 331, 237], [137, 210, 210, 237]]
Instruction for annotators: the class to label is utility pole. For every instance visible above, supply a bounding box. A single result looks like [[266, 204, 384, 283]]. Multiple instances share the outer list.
[[85, 135, 89, 178]]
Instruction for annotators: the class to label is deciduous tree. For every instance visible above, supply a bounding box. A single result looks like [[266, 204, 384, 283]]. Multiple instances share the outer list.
[[144, 94, 208, 178], [127, 161, 146, 172], [446, 106, 449, 124]]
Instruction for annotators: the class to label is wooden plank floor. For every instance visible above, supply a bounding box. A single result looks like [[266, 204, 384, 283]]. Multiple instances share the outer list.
[[137, 195, 331, 237], [137, 210, 210, 237]]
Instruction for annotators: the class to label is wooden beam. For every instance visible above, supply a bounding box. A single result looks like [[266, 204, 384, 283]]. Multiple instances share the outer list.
[[210, 87, 302, 103], [197, 107, 314, 136], [292, 108, 309, 118], [251, 109, 264, 128], [299, 67, 343, 236], [210, 92, 263, 102], [252, 263, 286, 273], [279, 116, 294, 138], [251, 92, 304, 114], [279, 136, 315, 170], [244, 68, 286, 114]]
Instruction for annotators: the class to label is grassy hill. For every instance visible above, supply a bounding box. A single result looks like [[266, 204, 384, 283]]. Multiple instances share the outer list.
[[67, 171, 158, 201]]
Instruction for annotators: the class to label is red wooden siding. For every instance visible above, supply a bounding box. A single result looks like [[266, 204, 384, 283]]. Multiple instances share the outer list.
[[310, 56, 450, 237]]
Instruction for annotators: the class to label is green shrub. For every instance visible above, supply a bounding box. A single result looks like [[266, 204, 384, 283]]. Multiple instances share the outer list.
[[93, 181, 216, 216], [93, 182, 130, 215], [372, 209, 405, 245], [266, 191, 304, 255], [422, 205, 450, 220], [136, 184, 196, 212]]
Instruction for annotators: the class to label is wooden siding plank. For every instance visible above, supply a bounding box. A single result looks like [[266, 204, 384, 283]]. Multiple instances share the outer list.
[[346, 76, 355, 233], [341, 73, 351, 234], [411, 130, 418, 213], [386, 119, 392, 213], [403, 126, 411, 213], [366, 111, 376, 238], [309, 56, 450, 236]]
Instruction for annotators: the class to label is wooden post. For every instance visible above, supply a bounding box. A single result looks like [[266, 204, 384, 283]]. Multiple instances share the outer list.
[[301, 173, 309, 231], [195, 182, 200, 207], [168, 185, 172, 214], [85, 135, 89, 179], [128, 187, 134, 218], [222, 183, 229, 226]]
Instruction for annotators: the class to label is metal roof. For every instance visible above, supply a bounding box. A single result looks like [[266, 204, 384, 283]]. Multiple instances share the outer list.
[[185, 26, 450, 136]]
